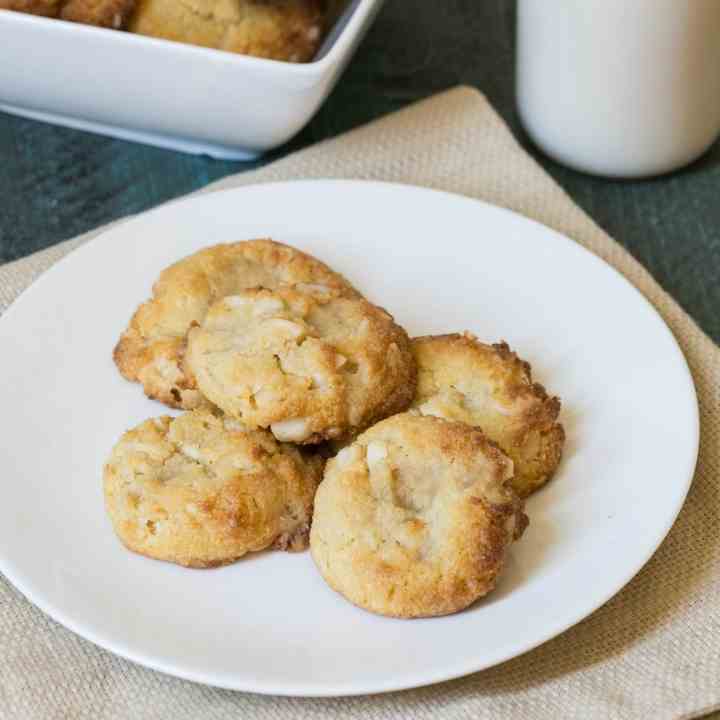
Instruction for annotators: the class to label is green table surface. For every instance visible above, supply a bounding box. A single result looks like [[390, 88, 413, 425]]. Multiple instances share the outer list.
[[1, 2, 719, 345]]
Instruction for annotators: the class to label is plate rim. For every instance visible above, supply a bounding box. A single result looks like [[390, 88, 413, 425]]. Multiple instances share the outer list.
[[0, 179, 700, 696]]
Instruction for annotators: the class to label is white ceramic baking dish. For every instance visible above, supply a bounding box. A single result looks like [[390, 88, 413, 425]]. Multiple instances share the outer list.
[[0, 0, 383, 159]]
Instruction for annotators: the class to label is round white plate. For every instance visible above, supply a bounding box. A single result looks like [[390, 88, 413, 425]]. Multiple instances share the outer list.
[[0, 181, 698, 696]]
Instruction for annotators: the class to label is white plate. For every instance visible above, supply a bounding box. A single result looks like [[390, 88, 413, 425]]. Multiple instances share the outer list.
[[0, 181, 698, 696]]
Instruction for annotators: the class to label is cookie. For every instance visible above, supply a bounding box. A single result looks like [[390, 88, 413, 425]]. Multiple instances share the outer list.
[[310, 413, 527, 618], [0, 0, 62, 17], [0, 0, 136, 26], [103, 409, 323, 568], [113, 239, 358, 411], [129, 0, 326, 62], [186, 286, 417, 444], [61, 0, 136, 28], [411, 333, 565, 498]]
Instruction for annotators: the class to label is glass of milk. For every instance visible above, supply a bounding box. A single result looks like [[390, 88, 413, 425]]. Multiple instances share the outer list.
[[516, 0, 720, 178]]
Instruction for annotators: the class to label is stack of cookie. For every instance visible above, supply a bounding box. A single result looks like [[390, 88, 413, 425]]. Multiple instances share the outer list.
[[105, 239, 564, 618], [0, 0, 334, 62]]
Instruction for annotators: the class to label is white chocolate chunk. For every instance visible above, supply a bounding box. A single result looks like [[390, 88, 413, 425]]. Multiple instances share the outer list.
[[294, 282, 332, 298], [264, 318, 305, 338], [271, 417, 311, 442], [252, 297, 285, 318], [366, 441, 388, 467], [179, 444, 202, 461], [223, 295, 252, 309]]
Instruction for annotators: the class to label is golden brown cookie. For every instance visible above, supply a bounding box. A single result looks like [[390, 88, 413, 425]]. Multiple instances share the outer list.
[[129, 0, 326, 62], [411, 333, 565, 498], [103, 409, 323, 568], [310, 413, 527, 618], [0, 0, 60, 16], [60, 0, 136, 28], [113, 239, 358, 411], [0, 0, 136, 26], [0, 0, 50, 14], [186, 286, 417, 444]]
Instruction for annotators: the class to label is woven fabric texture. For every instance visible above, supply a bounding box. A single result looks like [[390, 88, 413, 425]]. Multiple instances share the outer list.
[[1, 87, 718, 720]]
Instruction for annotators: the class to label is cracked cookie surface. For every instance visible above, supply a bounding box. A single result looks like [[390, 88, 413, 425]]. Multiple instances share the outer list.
[[411, 333, 565, 498], [113, 239, 358, 411], [129, 0, 326, 61], [186, 286, 417, 444], [103, 409, 323, 567], [310, 413, 527, 618]]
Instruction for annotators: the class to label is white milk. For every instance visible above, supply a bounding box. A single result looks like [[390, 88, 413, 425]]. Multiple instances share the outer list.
[[516, 0, 720, 178]]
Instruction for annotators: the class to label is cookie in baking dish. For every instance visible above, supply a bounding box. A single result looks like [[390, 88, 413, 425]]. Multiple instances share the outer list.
[[310, 413, 527, 618], [113, 239, 358, 411], [186, 286, 417, 444], [103, 409, 323, 568], [128, 0, 326, 62], [0, 0, 61, 16], [0, 0, 136, 26], [411, 333, 564, 498]]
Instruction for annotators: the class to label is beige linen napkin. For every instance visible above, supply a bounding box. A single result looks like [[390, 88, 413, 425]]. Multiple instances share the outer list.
[[1, 87, 718, 720]]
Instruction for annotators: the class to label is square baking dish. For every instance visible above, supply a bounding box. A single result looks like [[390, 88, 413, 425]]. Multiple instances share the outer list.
[[0, 0, 383, 159]]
